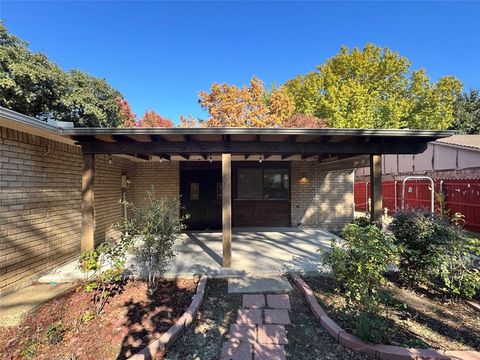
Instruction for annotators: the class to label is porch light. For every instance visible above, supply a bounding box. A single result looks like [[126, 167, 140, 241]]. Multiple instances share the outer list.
[[209, 155, 213, 163], [108, 155, 112, 165], [299, 172, 309, 184], [259, 154, 264, 163]]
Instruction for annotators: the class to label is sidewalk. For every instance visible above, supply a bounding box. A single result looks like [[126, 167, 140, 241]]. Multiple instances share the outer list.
[[0, 283, 72, 327]]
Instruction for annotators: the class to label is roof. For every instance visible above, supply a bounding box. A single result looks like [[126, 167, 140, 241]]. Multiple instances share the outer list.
[[435, 135, 480, 151], [0, 106, 455, 162]]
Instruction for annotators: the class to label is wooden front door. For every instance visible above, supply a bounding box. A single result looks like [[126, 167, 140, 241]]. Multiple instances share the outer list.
[[181, 168, 222, 230]]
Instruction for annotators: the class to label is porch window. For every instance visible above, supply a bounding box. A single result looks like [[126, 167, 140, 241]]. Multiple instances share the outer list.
[[237, 168, 289, 200]]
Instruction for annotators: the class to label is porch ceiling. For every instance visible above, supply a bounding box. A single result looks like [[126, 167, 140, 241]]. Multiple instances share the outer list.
[[61, 127, 453, 166]]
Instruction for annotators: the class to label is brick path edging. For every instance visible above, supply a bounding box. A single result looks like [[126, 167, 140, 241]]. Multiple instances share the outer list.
[[465, 300, 480, 313], [291, 273, 480, 360], [128, 275, 208, 360]]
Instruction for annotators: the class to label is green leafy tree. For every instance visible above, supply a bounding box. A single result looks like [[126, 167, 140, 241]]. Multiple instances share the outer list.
[[0, 23, 66, 120], [450, 89, 480, 134], [58, 69, 123, 127], [0, 22, 125, 127], [285, 44, 462, 129]]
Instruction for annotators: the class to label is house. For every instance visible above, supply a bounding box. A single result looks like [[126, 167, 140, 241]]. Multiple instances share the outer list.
[[0, 106, 452, 294]]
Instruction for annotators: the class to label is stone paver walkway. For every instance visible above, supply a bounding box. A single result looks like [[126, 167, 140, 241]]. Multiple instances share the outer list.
[[221, 293, 292, 360]]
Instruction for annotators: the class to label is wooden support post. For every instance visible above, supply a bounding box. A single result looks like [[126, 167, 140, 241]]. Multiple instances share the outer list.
[[222, 153, 232, 267], [370, 154, 383, 223], [81, 154, 95, 251]]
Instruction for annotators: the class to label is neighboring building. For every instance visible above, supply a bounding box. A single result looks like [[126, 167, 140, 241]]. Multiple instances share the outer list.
[[0, 107, 450, 294], [354, 135, 480, 232], [355, 135, 480, 181]]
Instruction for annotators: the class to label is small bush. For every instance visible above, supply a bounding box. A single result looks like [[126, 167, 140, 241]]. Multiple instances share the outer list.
[[388, 210, 446, 286], [351, 216, 372, 228], [44, 322, 65, 345], [390, 210, 480, 299], [79, 240, 127, 315], [119, 188, 187, 294], [321, 223, 397, 312], [355, 312, 387, 343]]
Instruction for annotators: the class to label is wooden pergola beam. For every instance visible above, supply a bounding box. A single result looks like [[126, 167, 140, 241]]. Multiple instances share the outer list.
[[79, 140, 427, 155], [370, 154, 383, 223], [222, 153, 232, 268]]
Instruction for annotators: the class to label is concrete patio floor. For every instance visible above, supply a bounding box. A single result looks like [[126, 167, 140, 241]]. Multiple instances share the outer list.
[[39, 227, 335, 283]]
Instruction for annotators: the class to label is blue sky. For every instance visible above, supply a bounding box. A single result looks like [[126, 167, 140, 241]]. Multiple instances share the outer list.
[[2, 1, 479, 123]]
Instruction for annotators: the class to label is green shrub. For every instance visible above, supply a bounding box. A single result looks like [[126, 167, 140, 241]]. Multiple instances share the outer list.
[[79, 239, 127, 315], [388, 210, 446, 285], [351, 216, 372, 228], [321, 223, 397, 312], [355, 311, 387, 343], [390, 210, 480, 299], [44, 322, 65, 345], [119, 188, 187, 294], [439, 226, 480, 299]]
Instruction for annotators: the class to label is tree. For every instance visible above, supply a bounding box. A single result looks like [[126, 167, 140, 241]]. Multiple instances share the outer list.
[[450, 89, 480, 134], [285, 44, 462, 129], [116, 97, 136, 128], [136, 110, 173, 128], [0, 22, 125, 127], [58, 69, 124, 127], [282, 114, 327, 128], [0, 23, 66, 120], [179, 114, 200, 127], [198, 76, 295, 127]]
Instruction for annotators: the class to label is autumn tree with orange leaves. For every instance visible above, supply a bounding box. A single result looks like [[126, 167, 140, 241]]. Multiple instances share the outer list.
[[282, 114, 327, 128], [198, 76, 295, 127], [115, 97, 137, 128], [136, 110, 173, 128]]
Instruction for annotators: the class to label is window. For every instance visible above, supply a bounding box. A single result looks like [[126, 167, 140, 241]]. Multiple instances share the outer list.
[[190, 182, 199, 200], [236, 168, 289, 200], [264, 169, 289, 199], [237, 169, 263, 199]]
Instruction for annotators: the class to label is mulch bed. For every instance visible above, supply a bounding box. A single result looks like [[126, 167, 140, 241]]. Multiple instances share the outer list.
[[286, 281, 367, 360], [0, 278, 197, 360], [164, 279, 242, 360], [304, 276, 480, 351]]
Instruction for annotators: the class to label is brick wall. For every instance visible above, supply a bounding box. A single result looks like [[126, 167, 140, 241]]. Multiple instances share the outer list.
[[94, 155, 135, 247], [132, 161, 180, 208], [0, 127, 83, 294], [0, 127, 134, 294], [291, 161, 354, 231]]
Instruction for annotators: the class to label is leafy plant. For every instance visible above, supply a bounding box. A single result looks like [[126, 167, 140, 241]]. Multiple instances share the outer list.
[[20, 340, 38, 358], [351, 216, 372, 228], [78, 239, 128, 315], [81, 310, 95, 323], [390, 210, 480, 299], [321, 223, 397, 313], [44, 322, 65, 345], [118, 188, 187, 294], [355, 312, 387, 343], [439, 225, 480, 299], [388, 210, 446, 286]]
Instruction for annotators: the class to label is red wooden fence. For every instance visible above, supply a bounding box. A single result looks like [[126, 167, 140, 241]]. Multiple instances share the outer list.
[[354, 178, 480, 232]]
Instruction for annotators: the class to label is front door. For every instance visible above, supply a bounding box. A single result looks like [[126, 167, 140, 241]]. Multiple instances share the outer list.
[[181, 169, 222, 229]]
